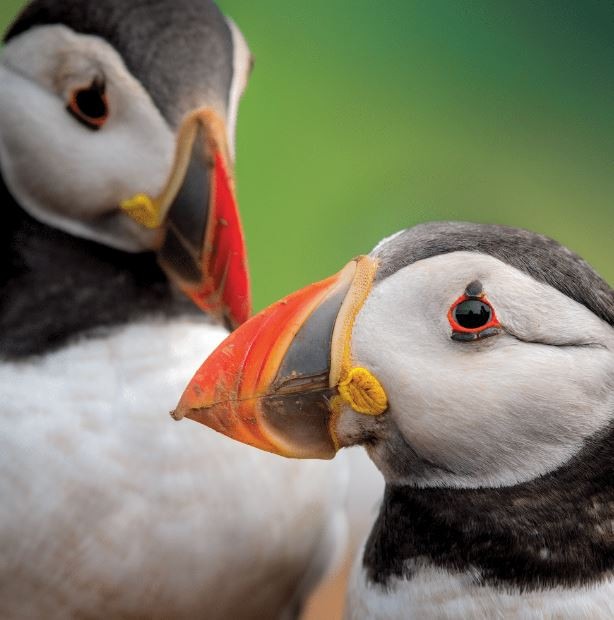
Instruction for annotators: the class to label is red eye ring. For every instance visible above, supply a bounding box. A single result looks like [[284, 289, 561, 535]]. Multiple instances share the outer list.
[[67, 81, 109, 131], [448, 293, 501, 337]]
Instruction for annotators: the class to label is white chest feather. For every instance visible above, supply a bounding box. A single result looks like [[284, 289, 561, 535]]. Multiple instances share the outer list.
[[0, 319, 347, 619], [347, 560, 614, 619]]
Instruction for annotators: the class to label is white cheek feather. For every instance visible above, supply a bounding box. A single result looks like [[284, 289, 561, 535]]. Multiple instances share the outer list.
[[351, 251, 614, 488], [0, 319, 347, 618], [346, 559, 614, 620], [0, 26, 175, 252]]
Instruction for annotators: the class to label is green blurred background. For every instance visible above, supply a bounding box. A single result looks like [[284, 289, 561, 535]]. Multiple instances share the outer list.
[[2, 1, 612, 310]]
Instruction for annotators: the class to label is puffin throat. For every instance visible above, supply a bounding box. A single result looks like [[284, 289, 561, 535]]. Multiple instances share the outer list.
[[364, 420, 614, 591]]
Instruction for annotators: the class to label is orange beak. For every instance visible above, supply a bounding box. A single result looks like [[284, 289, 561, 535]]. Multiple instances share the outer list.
[[173, 256, 385, 459], [121, 109, 250, 329]]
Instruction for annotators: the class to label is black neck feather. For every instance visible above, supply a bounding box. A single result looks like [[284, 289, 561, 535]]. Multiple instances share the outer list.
[[0, 176, 200, 359], [364, 425, 614, 590]]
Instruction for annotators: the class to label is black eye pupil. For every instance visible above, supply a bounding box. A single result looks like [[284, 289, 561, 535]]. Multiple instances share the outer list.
[[75, 87, 107, 120], [454, 299, 492, 329]]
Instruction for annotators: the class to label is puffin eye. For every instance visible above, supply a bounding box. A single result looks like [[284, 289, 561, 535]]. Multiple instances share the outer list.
[[67, 80, 109, 131], [448, 293, 501, 341], [454, 299, 491, 329]]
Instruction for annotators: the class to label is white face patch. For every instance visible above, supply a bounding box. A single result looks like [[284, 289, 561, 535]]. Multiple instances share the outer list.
[[349, 251, 614, 488], [0, 26, 173, 251]]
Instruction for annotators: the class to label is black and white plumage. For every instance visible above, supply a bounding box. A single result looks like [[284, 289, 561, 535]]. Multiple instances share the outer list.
[[178, 221, 614, 618], [347, 223, 614, 618], [0, 2, 346, 618]]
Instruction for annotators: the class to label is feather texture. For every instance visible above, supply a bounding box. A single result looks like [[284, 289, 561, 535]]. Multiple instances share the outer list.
[[0, 318, 347, 618]]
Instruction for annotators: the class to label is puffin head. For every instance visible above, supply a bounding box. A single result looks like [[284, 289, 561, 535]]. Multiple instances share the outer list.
[[0, 0, 252, 327], [174, 222, 614, 489]]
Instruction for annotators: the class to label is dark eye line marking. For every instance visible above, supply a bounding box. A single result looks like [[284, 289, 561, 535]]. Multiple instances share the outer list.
[[451, 326, 502, 342], [507, 331, 606, 350]]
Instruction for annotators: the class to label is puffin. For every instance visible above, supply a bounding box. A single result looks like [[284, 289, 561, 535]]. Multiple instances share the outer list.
[[0, 1, 346, 618], [175, 221, 614, 619]]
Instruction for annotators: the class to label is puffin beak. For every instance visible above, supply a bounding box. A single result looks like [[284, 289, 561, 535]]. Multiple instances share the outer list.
[[172, 255, 388, 459], [121, 108, 250, 329]]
